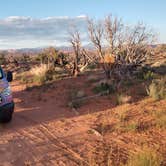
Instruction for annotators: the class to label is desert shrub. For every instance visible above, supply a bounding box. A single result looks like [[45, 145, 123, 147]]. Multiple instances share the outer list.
[[116, 94, 131, 105], [87, 63, 97, 70], [124, 123, 137, 132], [68, 98, 83, 109], [123, 80, 134, 87], [30, 64, 49, 84], [68, 89, 86, 109], [30, 64, 48, 77], [45, 68, 55, 81], [152, 64, 166, 75], [20, 73, 29, 84], [126, 149, 162, 166], [137, 68, 154, 81], [152, 109, 166, 128], [117, 110, 129, 122], [156, 115, 166, 129], [143, 71, 154, 80], [146, 77, 166, 100], [93, 119, 115, 135], [20, 64, 63, 85], [16, 71, 32, 84], [0, 53, 6, 65], [93, 82, 115, 94], [37, 47, 58, 67], [32, 75, 46, 85]]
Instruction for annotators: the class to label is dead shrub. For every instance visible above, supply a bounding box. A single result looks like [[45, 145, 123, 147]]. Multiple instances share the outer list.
[[146, 77, 166, 100], [68, 89, 86, 109], [116, 94, 132, 105], [93, 122, 116, 135]]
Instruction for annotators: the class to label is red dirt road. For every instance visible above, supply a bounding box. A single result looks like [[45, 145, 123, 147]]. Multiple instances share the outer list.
[[1, 75, 165, 166], [0, 76, 112, 166]]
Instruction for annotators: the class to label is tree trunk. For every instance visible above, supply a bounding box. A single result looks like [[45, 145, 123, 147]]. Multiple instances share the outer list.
[[73, 59, 79, 77], [105, 70, 111, 79]]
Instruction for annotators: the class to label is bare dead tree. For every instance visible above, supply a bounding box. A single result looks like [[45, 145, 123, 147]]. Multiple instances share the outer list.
[[116, 23, 155, 79], [69, 29, 80, 76], [88, 19, 104, 59], [104, 15, 123, 55], [79, 48, 89, 72], [69, 28, 89, 76], [88, 18, 118, 79], [88, 16, 155, 84]]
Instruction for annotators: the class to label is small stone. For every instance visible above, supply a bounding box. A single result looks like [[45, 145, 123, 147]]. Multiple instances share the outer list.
[[17, 143, 22, 148]]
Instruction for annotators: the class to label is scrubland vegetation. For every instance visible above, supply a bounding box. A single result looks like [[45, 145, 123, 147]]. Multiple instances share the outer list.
[[0, 15, 166, 165]]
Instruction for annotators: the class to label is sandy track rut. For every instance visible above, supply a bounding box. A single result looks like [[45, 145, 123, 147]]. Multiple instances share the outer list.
[[0, 114, 87, 166], [0, 80, 89, 166]]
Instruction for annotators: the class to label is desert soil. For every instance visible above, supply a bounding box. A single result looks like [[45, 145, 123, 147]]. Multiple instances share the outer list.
[[0, 74, 166, 166]]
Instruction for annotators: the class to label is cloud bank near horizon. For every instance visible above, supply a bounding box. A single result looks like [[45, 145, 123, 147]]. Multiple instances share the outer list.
[[0, 15, 165, 50], [0, 16, 88, 49]]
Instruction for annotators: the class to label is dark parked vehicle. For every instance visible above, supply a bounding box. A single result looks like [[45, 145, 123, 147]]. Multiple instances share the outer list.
[[0, 67, 14, 122]]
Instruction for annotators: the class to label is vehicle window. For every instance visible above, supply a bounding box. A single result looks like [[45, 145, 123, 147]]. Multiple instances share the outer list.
[[0, 68, 3, 79]]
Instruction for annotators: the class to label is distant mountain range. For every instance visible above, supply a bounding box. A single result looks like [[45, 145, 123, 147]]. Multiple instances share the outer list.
[[0, 44, 165, 55], [0, 43, 94, 55]]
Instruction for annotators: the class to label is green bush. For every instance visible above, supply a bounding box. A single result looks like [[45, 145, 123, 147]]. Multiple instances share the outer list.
[[93, 82, 115, 94], [88, 63, 97, 70], [146, 77, 166, 100], [143, 71, 154, 80], [137, 68, 154, 81]]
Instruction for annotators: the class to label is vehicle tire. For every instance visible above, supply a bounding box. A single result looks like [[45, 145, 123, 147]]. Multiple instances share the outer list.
[[0, 112, 13, 123]]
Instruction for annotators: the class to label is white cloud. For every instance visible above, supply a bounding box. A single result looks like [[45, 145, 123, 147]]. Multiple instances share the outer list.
[[4, 16, 32, 22], [76, 15, 87, 18], [0, 16, 88, 49], [41, 16, 70, 21]]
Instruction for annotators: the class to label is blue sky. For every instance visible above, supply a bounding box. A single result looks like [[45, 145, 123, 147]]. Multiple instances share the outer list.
[[0, 0, 165, 49]]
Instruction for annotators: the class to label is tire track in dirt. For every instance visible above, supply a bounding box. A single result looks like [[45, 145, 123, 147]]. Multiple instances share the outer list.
[[12, 113, 88, 166], [5, 80, 89, 165]]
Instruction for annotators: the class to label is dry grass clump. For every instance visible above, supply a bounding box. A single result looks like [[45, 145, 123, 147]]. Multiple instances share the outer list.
[[93, 121, 116, 135], [90, 144, 162, 166], [151, 109, 166, 129], [146, 77, 166, 100], [30, 64, 48, 76], [30, 64, 49, 84], [116, 94, 132, 105], [88, 141, 129, 166], [124, 122, 137, 132], [29, 64, 58, 84], [126, 148, 163, 166]]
